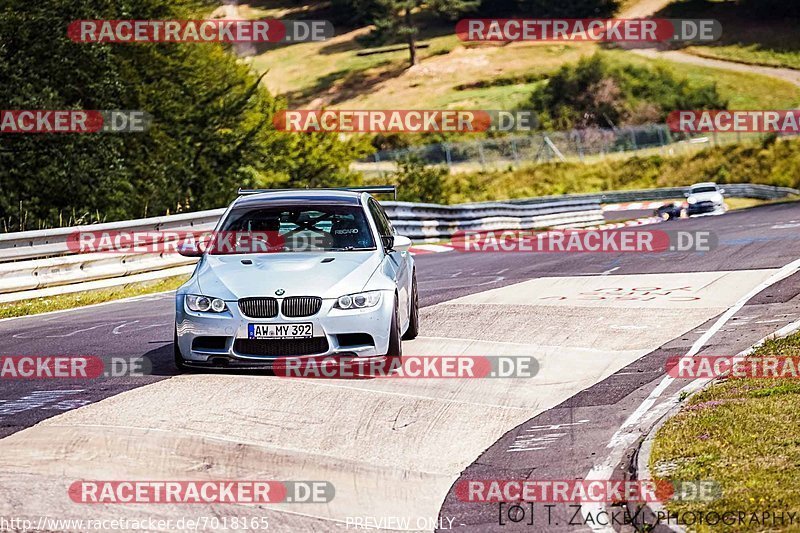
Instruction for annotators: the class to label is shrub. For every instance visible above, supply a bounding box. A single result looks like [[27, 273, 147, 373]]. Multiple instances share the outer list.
[[528, 53, 727, 130]]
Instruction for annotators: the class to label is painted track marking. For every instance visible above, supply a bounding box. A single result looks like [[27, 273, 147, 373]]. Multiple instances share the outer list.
[[581, 256, 800, 531]]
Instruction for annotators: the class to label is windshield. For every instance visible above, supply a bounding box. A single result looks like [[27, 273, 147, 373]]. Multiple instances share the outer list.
[[691, 186, 719, 194], [216, 204, 376, 253]]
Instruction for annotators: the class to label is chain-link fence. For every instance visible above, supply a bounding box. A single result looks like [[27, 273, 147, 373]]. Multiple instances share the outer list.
[[354, 125, 781, 175]]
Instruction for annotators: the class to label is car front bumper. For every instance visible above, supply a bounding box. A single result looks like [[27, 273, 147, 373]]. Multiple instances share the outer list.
[[175, 292, 394, 367]]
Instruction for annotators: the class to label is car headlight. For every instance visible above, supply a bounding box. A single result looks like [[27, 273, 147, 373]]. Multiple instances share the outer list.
[[186, 295, 227, 313], [687, 197, 698, 204], [334, 291, 382, 310]]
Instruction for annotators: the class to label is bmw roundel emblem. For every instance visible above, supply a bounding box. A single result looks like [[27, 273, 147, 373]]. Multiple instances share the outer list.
[[275, 289, 285, 296]]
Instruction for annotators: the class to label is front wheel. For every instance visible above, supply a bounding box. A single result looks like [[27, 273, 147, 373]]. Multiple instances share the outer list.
[[385, 295, 402, 359], [402, 275, 419, 340]]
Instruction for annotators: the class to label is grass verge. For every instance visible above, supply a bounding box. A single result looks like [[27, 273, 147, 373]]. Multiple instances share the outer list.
[[656, 0, 800, 71], [0, 275, 188, 320], [649, 331, 800, 532], [602, 49, 800, 110]]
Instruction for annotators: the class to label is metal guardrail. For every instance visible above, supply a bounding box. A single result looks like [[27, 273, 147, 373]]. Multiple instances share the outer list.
[[384, 198, 603, 239], [0, 183, 795, 302], [508, 183, 799, 205], [0, 208, 225, 262], [0, 198, 603, 302]]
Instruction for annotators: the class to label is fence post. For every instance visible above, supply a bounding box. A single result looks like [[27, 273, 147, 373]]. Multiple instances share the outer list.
[[574, 130, 584, 162], [511, 138, 520, 165], [477, 140, 486, 169], [444, 143, 452, 167]]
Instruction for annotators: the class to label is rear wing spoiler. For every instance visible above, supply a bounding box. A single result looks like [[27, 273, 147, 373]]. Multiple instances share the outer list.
[[237, 186, 397, 200]]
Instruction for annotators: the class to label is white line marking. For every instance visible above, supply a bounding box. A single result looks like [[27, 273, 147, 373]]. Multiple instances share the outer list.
[[112, 321, 139, 335], [12, 322, 118, 339], [46, 323, 116, 338], [525, 420, 590, 431], [581, 255, 800, 531], [112, 321, 169, 335]]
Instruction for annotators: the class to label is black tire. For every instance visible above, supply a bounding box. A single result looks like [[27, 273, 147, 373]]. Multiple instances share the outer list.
[[385, 295, 403, 359], [174, 328, 191, 373], [402, 274, 419, 340]]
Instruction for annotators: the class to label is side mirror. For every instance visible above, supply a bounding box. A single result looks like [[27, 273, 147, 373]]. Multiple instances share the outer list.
[[719, 188, 725, 194], [684, 192, 690, 198], [178, 241, 204, 257], [392, 235, 412, 253]]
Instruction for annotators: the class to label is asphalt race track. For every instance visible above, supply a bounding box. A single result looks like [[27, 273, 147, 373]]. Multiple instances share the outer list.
[[2, 202, 800, 532]]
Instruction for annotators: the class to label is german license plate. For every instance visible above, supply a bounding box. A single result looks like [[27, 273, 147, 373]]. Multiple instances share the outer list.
[[248, 323, 313, 339]]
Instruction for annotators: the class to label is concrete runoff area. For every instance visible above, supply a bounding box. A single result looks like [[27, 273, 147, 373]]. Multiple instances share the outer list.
[[0, 269, 779, 531]]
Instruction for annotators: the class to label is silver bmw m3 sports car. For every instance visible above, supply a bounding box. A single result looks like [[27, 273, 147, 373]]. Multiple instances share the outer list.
[[173, 187, 419, 371]]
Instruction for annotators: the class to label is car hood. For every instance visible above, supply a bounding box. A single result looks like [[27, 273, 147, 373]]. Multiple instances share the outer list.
[[196, 251, 382, 300]]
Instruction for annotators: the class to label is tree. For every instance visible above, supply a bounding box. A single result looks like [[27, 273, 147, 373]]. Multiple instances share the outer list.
[[515, 0, 619, 17], [739, 0, 800, 18], [329, 0, 386, 25], [528, 53, 726, 130], [372, 0, 479, 67], [0, 0, 372, 231], [391, 154, 450, 203]]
